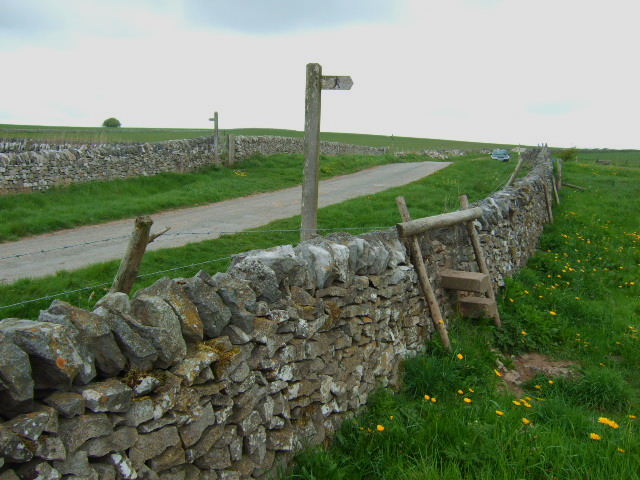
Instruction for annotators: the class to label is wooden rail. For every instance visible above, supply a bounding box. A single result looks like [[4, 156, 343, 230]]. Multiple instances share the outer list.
[[396, 207, 483, 238]]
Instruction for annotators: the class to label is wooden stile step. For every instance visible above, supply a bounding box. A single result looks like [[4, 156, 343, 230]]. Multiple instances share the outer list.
[[440, 269, 490, 293], [459, 296, 498, 319]]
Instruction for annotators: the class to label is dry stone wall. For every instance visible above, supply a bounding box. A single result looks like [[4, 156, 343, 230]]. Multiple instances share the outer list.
[[0, 149, 553, 480], [230, 136, 387, 163]]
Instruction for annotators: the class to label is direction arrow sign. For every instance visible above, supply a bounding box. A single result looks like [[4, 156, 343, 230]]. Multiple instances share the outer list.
[[321, 75, 353, 90]]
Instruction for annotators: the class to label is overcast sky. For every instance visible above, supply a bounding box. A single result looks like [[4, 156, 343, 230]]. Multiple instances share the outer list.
[[1, 0, 639, 148]]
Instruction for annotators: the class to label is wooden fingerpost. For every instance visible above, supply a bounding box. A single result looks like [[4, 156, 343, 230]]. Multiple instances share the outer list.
[[111, 216, 153, 294], [505, 153, 525, 187], [300, 63, 353, 241], [459, 195, 501, 327], [395, 196, 452, 351]]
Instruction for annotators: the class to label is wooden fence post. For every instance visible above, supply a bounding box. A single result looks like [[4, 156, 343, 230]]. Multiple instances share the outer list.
[[396, 196, 452, 351]]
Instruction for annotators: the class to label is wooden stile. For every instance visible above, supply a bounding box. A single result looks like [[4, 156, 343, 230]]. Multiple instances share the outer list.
[[459, 195, 501, 327], [396, 207, 483, 238], [395, 196, 452, 351]]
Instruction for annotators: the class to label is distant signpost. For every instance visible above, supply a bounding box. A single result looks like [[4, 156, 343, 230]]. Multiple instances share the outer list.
[[208, 111, 219, 164], [300, 63, 353, 241]]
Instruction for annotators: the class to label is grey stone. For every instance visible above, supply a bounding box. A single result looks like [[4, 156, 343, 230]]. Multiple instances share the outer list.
[[108, 453, 138, 480], [193, 446, 231, 470], [4, 410, 52, 440], [34, 435, 66, 460], [132, 375, 162, 397], [185, 424, 224, 461], [231, 245, 309, 288], [0, 424, 33, 462], [211, 274, 256, 332], [78, 379, 132, 413], [16, 461, 61, 480], [228, 258, 281, 303], [0, 332, 34, 402], [217, 473, 239, 480], [39, 301, 126, 377], [92, 464, 116, 480], [92, 298, 158, 371], [129, 426, 180, 468], [157, 469, 183, 480], [53, 450, 91, 476], [0, 319, 94, 389], [267, 428, 298, 451], [0, 471, 20, 480], [178, 402, 215, 447], [170, 350, 219, 385], [148, 445, 185, 472], [130, 295, 188, 368], [58, 414, 113, 454], [237, 410, 262, 435], [44, 392, 84, 418], [221, 325, 251, 345], [124, 398, 154, 426], [136, 278, 204, 343], [244, 425, 266, 464], [181, 273, 232, 339], [80, 426, 137, 457]]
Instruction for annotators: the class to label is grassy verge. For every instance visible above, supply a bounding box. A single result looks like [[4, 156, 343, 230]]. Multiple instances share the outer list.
[[0, 152, 437, 242], [284, 157, 640, 478], [0, 154, 516, 320]]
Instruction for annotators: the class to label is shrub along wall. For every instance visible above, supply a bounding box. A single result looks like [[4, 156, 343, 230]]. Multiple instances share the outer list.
[[0, 149, 552, 480]]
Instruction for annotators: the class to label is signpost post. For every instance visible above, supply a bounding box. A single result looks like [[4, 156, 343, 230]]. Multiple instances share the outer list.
[[208, 112, 219, 164], [300, 63, 353, 241]]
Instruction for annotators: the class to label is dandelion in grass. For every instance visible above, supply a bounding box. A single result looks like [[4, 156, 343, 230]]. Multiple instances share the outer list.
[[457, 390, 464, 395], [598, 417, 620, 429], [617, 448, 626, 453], [457, 353, 464, 360], [521, 330, 528, 336], [521, 418, 531, 425], [494, 369, 503, 377], [424, 395, 430, 401], [548, 380, 554, 384], [513, 400, 522, 406], [469, 388, 475, 393], [629, 415, 637, 420], [496, 410, 504, 416], [463, 398, 472, 404], [377, 425, 385, 432], [549, 311, 558, 316], [589, 433, 601, 440], [534, 385, 542, 390], [431, 397, 437, 403], [389, 416, 394, 420]]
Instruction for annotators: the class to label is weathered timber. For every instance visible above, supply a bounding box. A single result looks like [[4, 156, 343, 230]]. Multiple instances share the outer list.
[[111, 216, 153, 294], [556, 158, 563, 190], [395, 196, 452, 351], [543, 184, 553, 223], [396, 207, 483, 238], [301, 63, 323, 241], [459, 195, 501, 326], [321, 75, 354, 90], [552, 175, 560, 204], [459, 296, 498, 319], [439, 269, 490, 293], [505, 153, 525, 187], [563, 182, 586, 191]]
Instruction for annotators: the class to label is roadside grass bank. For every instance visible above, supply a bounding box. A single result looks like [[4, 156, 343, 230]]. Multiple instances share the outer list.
[[0, 155, 517, 321], [283, 159, 640, 478], [0, 152, 438, 242]]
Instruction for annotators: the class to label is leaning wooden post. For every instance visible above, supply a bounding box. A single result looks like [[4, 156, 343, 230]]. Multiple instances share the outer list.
[[111, 216, 153, 294], [505, 153, 525, 187], [543, 184, 554, 223], [551, 174, 560, 204], [556, 159, 563, 190], [396, 196, 452, 351], [459, 195, 501, 327]]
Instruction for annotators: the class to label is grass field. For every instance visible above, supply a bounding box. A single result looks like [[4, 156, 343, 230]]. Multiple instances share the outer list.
[[0, 152, 446, 242], [283, 156, 640, 479], [576, 149, 640, 168], [0, 123, 517, 152], [0, 153, 517, 320]]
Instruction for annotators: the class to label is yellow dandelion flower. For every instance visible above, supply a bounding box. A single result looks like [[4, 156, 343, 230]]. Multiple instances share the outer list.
[[457, 353, 464, 360], [524, 290, 529, 294], [513, 400, 522, 406], [589, 433, 601, 440], [376, 425, 385, 432], [431, 397, 437, 403], [469, 388, 475, 393], [521, 330, 528, 336], [617, 448, 626, 453], [424, 395, 430, 401], [509, 298, 515, 303], [534, 385, 542, 390], [495, 410, 504, 416], [521, 418, 531, 425], [523, 402, 532, 408], [549, 311, 558, 316], [389, 416, 394, 420], [457, 390, 464, 395], [629, 415, 637, 419], [598, 417, 620, 429], [494, 369, 503, 377], [463, 398, 472, 404], [548, 380, 554, 384]]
